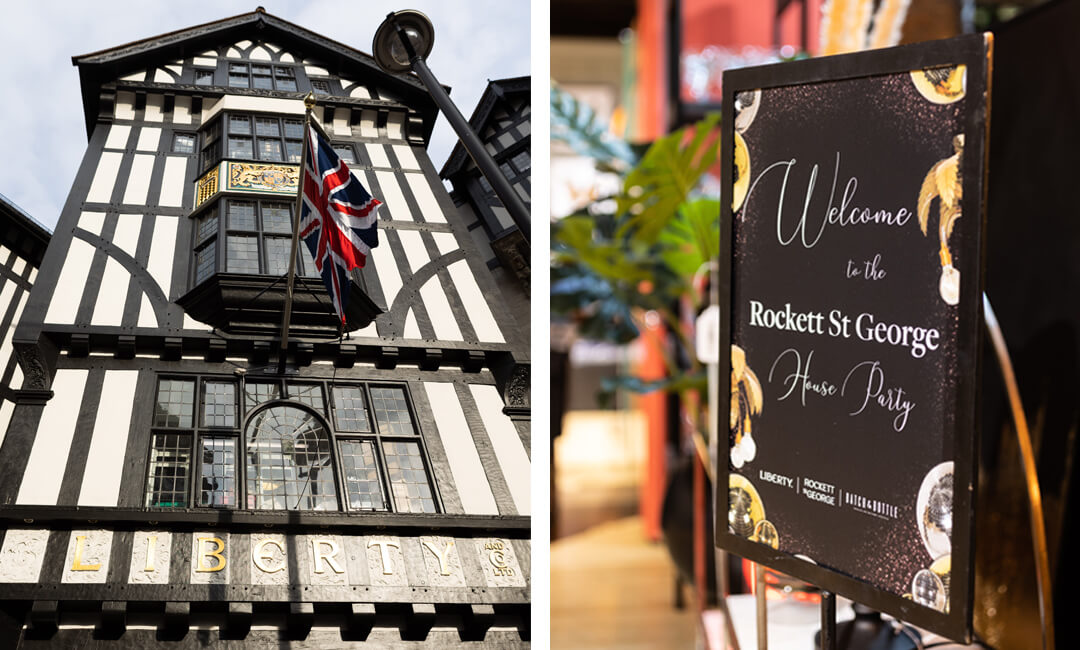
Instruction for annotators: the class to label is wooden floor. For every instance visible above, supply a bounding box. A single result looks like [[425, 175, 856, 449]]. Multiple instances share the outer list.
[[551, 516, 699, 649]]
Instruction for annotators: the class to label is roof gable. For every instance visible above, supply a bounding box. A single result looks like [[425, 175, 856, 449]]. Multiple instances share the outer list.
[[440, 76, 530, 178]]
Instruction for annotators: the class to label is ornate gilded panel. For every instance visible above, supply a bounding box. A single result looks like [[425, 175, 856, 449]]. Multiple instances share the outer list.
[[226, 162, 299, 195]]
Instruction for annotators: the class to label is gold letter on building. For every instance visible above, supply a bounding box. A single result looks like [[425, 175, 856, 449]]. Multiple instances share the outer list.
[[71, 535, 101, 571], [252, 538, 285, 574], [144, 535, 158, 572], [311, 538, 344, 574], [421, 540, 455, 576], [367, 540, 400, 575], [196, 537, 226, 573]]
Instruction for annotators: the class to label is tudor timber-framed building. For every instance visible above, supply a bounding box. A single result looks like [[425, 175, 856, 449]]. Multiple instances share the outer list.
[[0, 8, 530, 647]]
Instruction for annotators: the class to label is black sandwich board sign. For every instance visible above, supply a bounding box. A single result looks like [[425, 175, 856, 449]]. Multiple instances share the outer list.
[[715, 34, 992, 642]]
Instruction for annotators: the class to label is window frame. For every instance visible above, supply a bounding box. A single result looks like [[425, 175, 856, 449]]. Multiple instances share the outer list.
[[143, 375, 442, 515], [227, 62, 298, 91]]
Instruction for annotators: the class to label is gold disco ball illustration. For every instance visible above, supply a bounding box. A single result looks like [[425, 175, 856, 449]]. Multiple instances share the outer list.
[[728, 474, 765, 539]]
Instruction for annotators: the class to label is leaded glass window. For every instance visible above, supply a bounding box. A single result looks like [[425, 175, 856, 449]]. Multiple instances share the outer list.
[[370, 387, 416, 436], [155, 379, 195, 427], [246, 405, 338, 511], [226, 235, 259, 273], [288, 383, 325, 413], [195, 240, 216, 285], [145, 433, 191, 507], [199, 437, 237, 507], [339, 440, 386, 510], [383, 441, 436, 513], [202, 381, 237, 427], [332, 385, 371, 432]]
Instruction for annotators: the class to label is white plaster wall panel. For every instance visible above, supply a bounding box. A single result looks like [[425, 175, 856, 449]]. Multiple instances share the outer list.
[[199, 50, 217, 57], [370, 244, 403, 307], [355, 322, 378, 337], [10, 365, 21, 391], [422, 382, 498, 515], [491, 205, 514, 230], [359, 110, 378, 137], [183, 313, 212, 331], [405, 172, 447, 223], [0, 289, 25, 380], [147, 216, 178, 299], [119, 70, 146, 82], [138, 294, 157, 328], [78, 370, 139, 506], [473, 538, 527, 587], [16, 369, 89, 504], [515, 183, 529, 202], [305, 65, 329, 76], [432, 232, 458, 256], [0, 399, 15, 447], [448, 260, 505, 343], [517, 119, 531, 136], [397, 229, 430, 274], [0, 246, 8, 262], [300, 535, 348, 586], [387, 113, 404, 140], [264, 42, 281, 53], [374, 171, 412, 221], [333, 108, 351, 137], [44, 239, 95, 324], [403, 309, 421, 339], [250, 45, 271, 61], [173, 95, 193, 124], [364, 536, 408, 587], [420, 277, 464, 341], [86, 152, 123, 204], [498, 132, 516, 149], [226, 46, 242, 58], [190, 533, 230, 584], [62, 530, 114, 583], [235, 39, 252, 49], [349, 85, 371, 99], [193, 56, 216, 67], [250, 534, 290, 586], [28, 268, 36, 283], [91, 257, 129, 326], [124, 153, 155, 205], [279, 52, 295, 63], [159, 157, 188, 207], [392, 145, 420, 171], [203, 95, 305, 122], [153, 68, 173, 83], [144, 94, 164, 122], [0, 281, 16, 334], [104, 124, 131, 150], [366, 144, 390, 169], [135, 127, 161, 152], [201, 97, 221, 123], [470, 384, 529, 514], [484, 141, 498, 155], [113, 213, 142, 259], [166, 64, 183, 76], [0, 529, 49, 582], [11, 258, 25, 276], [128, 531, 171, 584], [114, 91, 136, 119], [419, 536, 467, 588]]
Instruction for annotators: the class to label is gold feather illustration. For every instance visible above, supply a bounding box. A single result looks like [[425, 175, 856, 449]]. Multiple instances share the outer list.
[[730, 345, 763, 468], [917, 135, 964, 305]]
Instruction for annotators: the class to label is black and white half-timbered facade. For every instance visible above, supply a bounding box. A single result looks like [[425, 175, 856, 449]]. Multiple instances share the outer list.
[[441, 77, 530, 333], [0, 9, 530, 647], [0, 196, 50, 455]]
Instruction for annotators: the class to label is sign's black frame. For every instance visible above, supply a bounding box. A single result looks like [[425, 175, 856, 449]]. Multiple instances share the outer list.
[[715, 34, 992, 643]]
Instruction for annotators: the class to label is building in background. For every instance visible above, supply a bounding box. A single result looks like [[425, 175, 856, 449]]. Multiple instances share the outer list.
[[0, 195, 50, 447], [0, 8, 529, 647], [441, 76, 531, 330]]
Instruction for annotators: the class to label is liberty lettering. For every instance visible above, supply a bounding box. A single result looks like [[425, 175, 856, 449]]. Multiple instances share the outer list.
[[311, 538, 344, 574], [421, 540, 455, 576], [252, 538, 285, 574], [367, 540, 400, 575], [71, 535, 101, 571], [195, 537, 226, 573]]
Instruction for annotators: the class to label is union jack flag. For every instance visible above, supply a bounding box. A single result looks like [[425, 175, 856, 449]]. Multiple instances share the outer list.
[[299, 123, 381, 324]]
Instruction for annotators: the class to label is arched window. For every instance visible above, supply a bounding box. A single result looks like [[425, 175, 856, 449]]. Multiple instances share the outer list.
[[245, 404, 338, 511]]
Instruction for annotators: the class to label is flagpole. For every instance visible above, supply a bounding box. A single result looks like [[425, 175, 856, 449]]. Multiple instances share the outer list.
[[278, 91, 317, 375]]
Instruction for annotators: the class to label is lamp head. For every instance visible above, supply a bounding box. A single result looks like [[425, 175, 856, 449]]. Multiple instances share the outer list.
[[373, 10, 434, 73]]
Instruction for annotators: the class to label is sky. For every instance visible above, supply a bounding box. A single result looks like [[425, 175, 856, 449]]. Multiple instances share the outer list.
[[0, 1, 530, 230]]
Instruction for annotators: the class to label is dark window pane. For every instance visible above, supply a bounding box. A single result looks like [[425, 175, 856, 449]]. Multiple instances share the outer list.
[[340, 440, 386, 511], [262, 203, 292, 233], [228, 74, 249, 88], [196, 208, 218, 244], [499, 161, 514, 180], [246, 405, 338, 511], [202, 381, 237, 428], [382, 441, 435, 513], [195, 70, 214, 86], [251, 65, 271, 75], [287, 383, 325, 413], [511, 150, 530, 173], [258, 139, 283, 162], [227, 201, 256, 230], [173, 133, 196, 154], [284, 119, 304, 139], [298, 240, 320, 277], [155, 379, 195, 428], [245, 381, 281, 412], [332, 385, 371, 432], [252, 74, 273, 90], [195, 239, 216, 284], [333, 145, 356, 164], [264, 237, 291, 276], [285, 140, 302, 163], [145, 433, 191, 507], [275, 66, 294, 77], [226, 235, 260, 273], [229, 63, 249, 73], [255, 118, 280, 137], [276, 78, 297, 92], [370, 387, 415, 436], [229, 115, 251, 135], [478, 175, 492, 193], [199, 437, 237, 507], [228, 136, 252, 158], [311, 79, 331, 95]]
